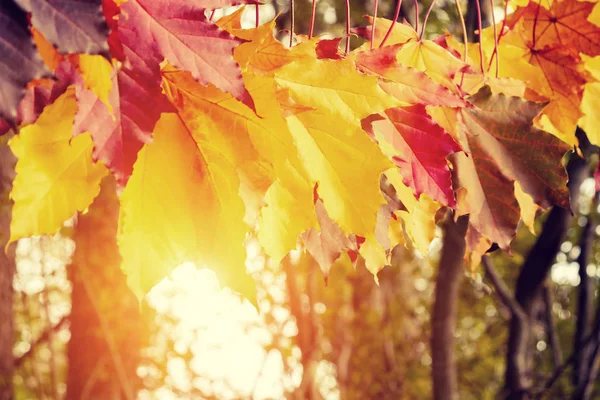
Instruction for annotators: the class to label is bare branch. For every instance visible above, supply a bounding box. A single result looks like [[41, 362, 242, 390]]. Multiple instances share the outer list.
[[542, 284, 562, 369], [482, 256, 525, 319], [14, 315, 68, 368]]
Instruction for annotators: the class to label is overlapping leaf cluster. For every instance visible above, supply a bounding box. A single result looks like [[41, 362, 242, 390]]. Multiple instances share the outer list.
[[1, 0, 597, 302]]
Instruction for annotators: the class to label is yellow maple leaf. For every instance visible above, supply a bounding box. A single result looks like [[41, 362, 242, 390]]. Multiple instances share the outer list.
[[118, 112, 255, 304], [31, 27, 63, 72], [385, 169, 439, 257], [274, 56, 397, 244], [9, 89, 108, 243], [392, 39, 469, 94], [579, 55, 600, 145], [70, 54, 114, 110]]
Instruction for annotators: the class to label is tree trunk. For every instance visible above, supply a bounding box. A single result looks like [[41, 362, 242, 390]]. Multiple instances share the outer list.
[[0, 135, 16, 400], [431, 214, 469, 400], [466, 0, 493, 43], [504, 153, 589, 399], [573, 203, 596, 387], [66, 176, 144, 400]]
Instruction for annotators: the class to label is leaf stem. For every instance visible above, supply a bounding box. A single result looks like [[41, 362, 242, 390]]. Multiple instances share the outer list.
[[345, 0, 351, 54], [454, 0, 468, 87], [487, 0, 509, 72], [475, 0, 485, 73], [421, 0, 436, 39], [380, 0, 403, 47], [290, 0, 295, 47], [209, 9, 216, 21], [532, 0, 542, 49], [255, 3, 259, 28], [414, 0, 420, 34], [371, 0, 379, 49], [309, 0, 317, 38], [489, 0, 499, 77]]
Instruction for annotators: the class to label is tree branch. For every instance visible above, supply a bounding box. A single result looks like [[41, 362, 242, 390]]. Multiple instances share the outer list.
[[13, 315, 69, 368], [431, 213, 469, 400], [573, 196, 597, 386], [504, 149, 589, 398], [482, 256, 525, 319], [542, 284, 562, 369]]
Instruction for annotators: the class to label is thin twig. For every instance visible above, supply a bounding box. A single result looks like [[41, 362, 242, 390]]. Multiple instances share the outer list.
[[536, 333, 596, 396], [482, 257, 525, 319], [14, 315, 68, 368], [380, 0, 403, 47]]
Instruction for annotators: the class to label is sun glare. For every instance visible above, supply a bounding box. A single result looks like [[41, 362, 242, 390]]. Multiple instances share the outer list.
[[140, 263, 288, 399]]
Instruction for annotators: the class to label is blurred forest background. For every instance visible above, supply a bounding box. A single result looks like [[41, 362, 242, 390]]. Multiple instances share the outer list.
[[1, 0, 600, 399]]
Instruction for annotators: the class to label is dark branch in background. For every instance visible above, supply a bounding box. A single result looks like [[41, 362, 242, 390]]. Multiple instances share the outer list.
[[543, 285, 563, 370], [14, 315, 69, 368], [385, 0, 415, 28], [536, 333, 595, 396], [431, 213, 469, 400], [504, 130, 592, 399], [573, 194, 598, 387], [0, 133, 16, 400], [466, 0, 492, 43], [482, 257, 525, 319], [573, 293, 600, 400]]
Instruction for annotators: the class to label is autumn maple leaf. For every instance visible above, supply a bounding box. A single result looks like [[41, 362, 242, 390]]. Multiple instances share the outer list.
[[117, 0, 254, 108]]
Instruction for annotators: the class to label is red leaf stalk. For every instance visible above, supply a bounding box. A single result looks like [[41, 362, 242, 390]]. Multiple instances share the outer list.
[[380, 0, 403, 47], [371, 0, 379, 49], [414, 0, 419, 33], [532, 0, 542, 48], [255, 4, 259, 28], [454, 0, 468, 88], [475, 0, 485, 73], [209, 9, 216, 21], [309, 0, 317, 38], [487, 0, 509, 72], [290, 0, 295, 47], [421, 0, 437, 39], [489, 0, 499, 77], [345, 0, 351, 54]]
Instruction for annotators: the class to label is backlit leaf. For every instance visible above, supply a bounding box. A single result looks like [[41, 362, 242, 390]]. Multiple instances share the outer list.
[[363, 104, 461, 207], [275, 56, 397, 244], [118, 112, 255, 303], [118, 0, 253, 107], [9, 89, 108, 243]]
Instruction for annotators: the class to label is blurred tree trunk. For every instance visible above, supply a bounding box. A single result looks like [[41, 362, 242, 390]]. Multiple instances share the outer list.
[[431, 214, 469, 400], [466, 0, 493, 43], [430, 3, 488, 397], [0, 136, 16, 400], [504, 151, 589, 399], [573, 197, 597, 388], [66, 176, 144, 400]]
